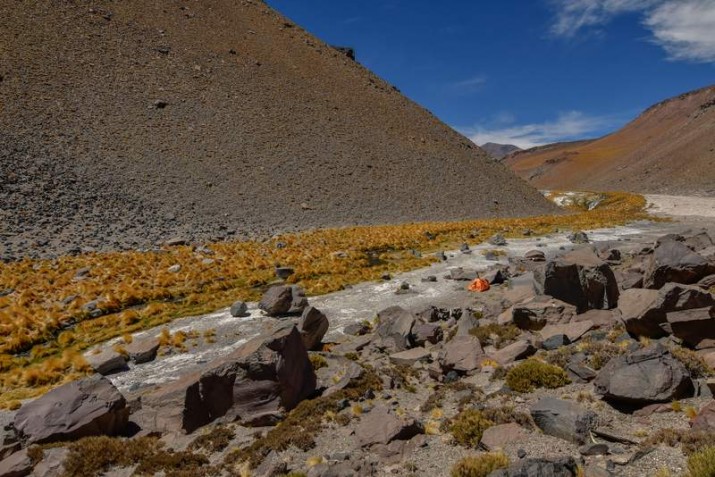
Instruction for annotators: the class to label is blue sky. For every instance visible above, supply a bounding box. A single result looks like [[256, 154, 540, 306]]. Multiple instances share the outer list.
[[266, 0, 715, 149]]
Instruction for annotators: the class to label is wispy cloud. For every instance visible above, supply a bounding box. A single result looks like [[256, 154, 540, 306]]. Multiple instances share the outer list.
[[549, 0, 715, 63], [460, 111, 624, 149], [450, 75, 488, 93]]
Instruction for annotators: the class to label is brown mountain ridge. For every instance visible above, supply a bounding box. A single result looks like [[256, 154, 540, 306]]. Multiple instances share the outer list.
[[0, 0, 555, 260]]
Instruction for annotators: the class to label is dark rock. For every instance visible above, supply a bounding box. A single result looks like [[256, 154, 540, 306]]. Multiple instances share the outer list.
[[542, 334, 570, 350], [524, 250, 546, 262], [489, 457, 580, 476], [512, 296, 576, 331], [594, 344, 693, 407], [568, 231, 589, 244], [666, 306, 715, 349], [643, 239, 711, 289], [438, 335, 483, 374], [580, 443, 609, 456], [529, 397, 597, 444], [259, 285, 308, 316], [542, 247, 619, 312], [566, 363, 597, 383], [298, 306, 329, 351], [83, 350, 127, 375], [124, 338, 160, 364], [411, 323, 443, 346], [343, 323, 370, 336], [315, 356, 364, 396], [490, 340, 536, 365], [483, 268, 507, 285], [229, 300, 249, 317], [355, 406, 423, 447], [375, 306, 415, 351], [275, 266, 294, 280], [0, 449, 32, 477], [14, 375, 128, 444]]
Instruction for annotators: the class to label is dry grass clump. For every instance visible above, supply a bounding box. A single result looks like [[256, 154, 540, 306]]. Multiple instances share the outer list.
[[505, 359, 570, 393], [188, 426, 236, 453], [225, 366, 382, 468], [449, 409, 495, 447], [421, 382, 483, 413], [469, 324, 520, 349], [0, 192, 649, 407], [61, 436, 214, 477], [668, 346, 714, 379], [309, 354, 328, 370], [686, 446, 715, 477], [481, 405, 535, 429], [642, 429, 715, 455], [451, 452, 510, 477]]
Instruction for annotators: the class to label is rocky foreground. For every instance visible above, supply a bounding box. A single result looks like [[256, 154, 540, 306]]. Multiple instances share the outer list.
[[1, 228, 715, 477]]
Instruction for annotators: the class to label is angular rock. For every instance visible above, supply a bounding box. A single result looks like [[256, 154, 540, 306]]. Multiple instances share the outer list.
[[229, 300, 249, 317], [298, 306, 329, 351], [124, 338, 160, 364], [696, 274, 715, 290], [504, 272, 541, 304], [490, 340, 536, 365], [448, 268, 478, 281], [524, 250, 546, 262], [566, 362, 597, 383], [14, 375, 128, 444], [411, 323, 443, 346], [512, 296, 576, 331], [489, 234, 507, 246], [568, 231, 589, 244], [540, 321, 594, 343], [315, 356, 364, 396], [480, 423, 527, 451], [542, 247, 619, 312], [691, 401, 715, 431], [542, 334, 570, 350], [0, 449, 32, 477], [375, 306, 415, 351], [594, 344, 693, 406], [572, 309, 619, 328], [140, 326, 315, 432], [355, 406, 423, 447], [489, 457, 580, 477], [530, 397, 597, 444], [84, 349, 127, 375], [438, 335, 483, 374], [389, 347, 431, 366], [644, 239, 711, 289], [620, 283, 715, 338], [259, 285, 307, 317], [685, 232, 714, 252], [483, 268, 507, 285], [666, 306, 715, 349]]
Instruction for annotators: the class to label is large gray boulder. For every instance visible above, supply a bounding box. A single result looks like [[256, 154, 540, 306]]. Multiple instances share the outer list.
[[375, 306, 415, 351], [529, 397, 597, 444], [259, 285, 308, 316], [644, 238, 711, 289], [298, 306, 329, 351], [619, 283, 715, 338], [542, 247, 619, 312], [594, 344, 693, 406], [124, 337, 160, 364], [438, 335, 484, 374], [13, 375, 128, 444], [355, 406, 423, 447], [139, 325, 316, 433], [667, 306, 715, 349], [488, 457, 580, 477], [511, 296, 576, 331]]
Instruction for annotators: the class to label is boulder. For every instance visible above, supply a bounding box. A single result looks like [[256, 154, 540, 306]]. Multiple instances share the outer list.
[[489, 457, 580, 477], [438, 335, 483, 374], [124, 338, 160, 364], [644, 239, 711, 289], [572, 309, 619, 328], [567, 231, 589, 244], [504, 272, 541, 304], [140, 325, 316, 432], [529, 397, 597, 444], [542, 247, 619, 312], [389, 347, 431, 367], [594, 344, 693, 406], [355, 406, 423, 447], [540, 321, 594, 343], [83, 349, 127, 375], [0, 449, 32, 477], [667, 306, 715, 349], [13, 375, 128, 444], [490, 340, 536, 365], [315, 356, 364, 396], [411, 323, 443, 346], [524, 250, 546, 262], [375, 306, 415, 351], [298, 306, 329, 351], [258, 285, 308, 317], [29, 447, 67, 477], [480, 423, 528, 451], [229, 300, 249, 317], [619, 283, 715, 338], [691, 401, 715, 431], [697, 274, 715, 290], [512, 296, 576, 331], [684, 232, 714, 253]]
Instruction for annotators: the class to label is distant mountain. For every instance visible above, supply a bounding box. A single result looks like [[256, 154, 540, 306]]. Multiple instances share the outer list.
[[505, 85, 715, 195], [481, 142, 522, 160]]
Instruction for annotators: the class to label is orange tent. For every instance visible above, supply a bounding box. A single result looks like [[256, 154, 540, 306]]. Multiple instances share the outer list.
[[468, 277, 490, 292]]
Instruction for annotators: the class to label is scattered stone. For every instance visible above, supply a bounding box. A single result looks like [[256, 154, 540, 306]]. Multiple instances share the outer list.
[[14, 375, 128, 444], [666, 306, 715, 349], [643, 238, 711, 289], [355, 406, 423, 447], [594, 343, 693, 407], [542, 247, 619, 312], [460, 243, 471, 254], [275, 266, 294, 280], [524, 250, 546, 262], [165, 238, 188, 246], [580, 443, 609, 456], [84, 349, 127, 375], [30, 447, 68, 477], [542, 334, 570, 350], [448, 268, 478, 281], [259, 285, 308, 316], [124, 338, 160, 364], [167, 264, 181, 273], [298, 306, 329, 351], [530, 397, 597, 444], [490, 340, 536, 365], [411, 323, 443, 346], [691, 401, 715, 431], [566, 362, 597, 383], [343, 323, 371, 336], [540, 321, 594, 343], [229, 300, 249, 317]]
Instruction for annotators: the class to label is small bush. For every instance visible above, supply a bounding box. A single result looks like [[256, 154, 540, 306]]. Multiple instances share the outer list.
[[189, 425, 235, 453], [309, 354, 328, 370], [481, 405, 535, 429], [669, 346, 714, 379], [449, 409, 494, 447], [643, 429, 715, 455], [469, 324, 520, 349], [505, 359, 570, 393], [451, 452, 509, 477], [686, 446, 715, 477]]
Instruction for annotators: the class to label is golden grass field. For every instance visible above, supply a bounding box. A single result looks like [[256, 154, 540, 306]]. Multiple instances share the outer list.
[[0, 192, 651, 407]]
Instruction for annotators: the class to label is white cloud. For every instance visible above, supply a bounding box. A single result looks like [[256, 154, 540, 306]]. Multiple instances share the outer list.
[[549, 0, 715, 63], [460, 111, 619, 149], [450, 75, 487, 93]]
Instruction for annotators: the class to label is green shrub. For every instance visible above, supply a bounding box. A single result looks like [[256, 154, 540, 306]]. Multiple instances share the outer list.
[[505, 359, 570, 393], [451, 452, 510, 477], [449, 409, 494, 447], [686, 446, 715, 477]]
